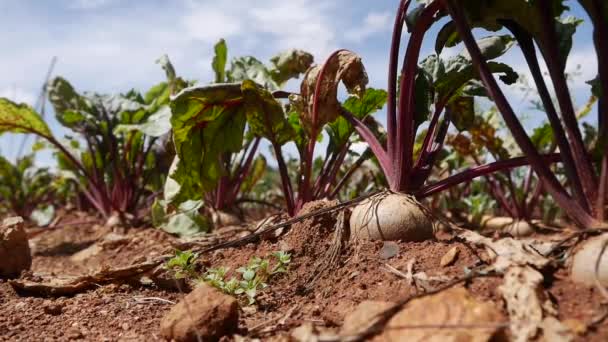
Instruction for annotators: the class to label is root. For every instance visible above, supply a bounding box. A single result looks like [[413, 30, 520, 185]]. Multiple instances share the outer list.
[[305, 209, 349, 291]]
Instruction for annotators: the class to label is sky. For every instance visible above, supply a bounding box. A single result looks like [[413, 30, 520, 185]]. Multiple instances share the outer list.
[[0, 0, 600, 167]]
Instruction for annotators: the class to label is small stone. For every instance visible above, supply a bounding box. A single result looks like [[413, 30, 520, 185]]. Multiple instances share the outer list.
[[0, 217, 31, 278], [121, 323, 130, 330], [42, 300, 63, 315], [160, 283, 239, 342], [14, 302, 26, 310], [440, 246, 459, 267], [379, 242, 400, 259], [562, 318, 587, 335], [66, 328, 83, 340]]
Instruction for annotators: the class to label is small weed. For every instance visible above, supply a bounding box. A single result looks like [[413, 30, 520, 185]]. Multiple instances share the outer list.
[[166, 249, 291, 305], [165, 250, 199, 279]]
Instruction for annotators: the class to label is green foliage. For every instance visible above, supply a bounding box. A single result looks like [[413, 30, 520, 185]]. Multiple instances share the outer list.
[[0, 154, 55, 221], [166, 250, 291, 305], [166, 39, 312, 211], [165, 250, 199, 279], [0, 98, 52, 137], [464, 193, 496, 224], [326, 88, 388, 149], [212, 39, 228, 83], [226, 47, 313, 90], [169, 83, 248, 203], [205, 251, 291, 305], [43, 65, 181, 218]]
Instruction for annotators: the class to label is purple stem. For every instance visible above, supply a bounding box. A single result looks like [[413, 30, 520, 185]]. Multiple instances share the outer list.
[[227, 137, 261, 206], [273, 143, 295, 216], [417, 154, 561, 198], [445, 0, 597, 228], [537, 0, 597, 205], [301, 49, 347, 204], [395, 0, 441, 191], [387, 0, 412, 158], [339, 107, 392, 185]]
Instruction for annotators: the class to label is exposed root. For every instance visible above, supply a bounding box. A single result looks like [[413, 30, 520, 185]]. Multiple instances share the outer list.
[[305, 209, 349, 291]]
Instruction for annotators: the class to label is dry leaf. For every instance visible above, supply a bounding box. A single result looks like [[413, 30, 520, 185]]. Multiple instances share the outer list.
[[292, 50, 368, 134], [9, 260, 160, 296], [375, 287, 505, 342], [457, 230, 552, 272], [440, 246, 459, 267]]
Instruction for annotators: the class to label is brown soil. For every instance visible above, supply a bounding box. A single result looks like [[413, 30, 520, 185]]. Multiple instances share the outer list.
[[1, 205, 607, 341]]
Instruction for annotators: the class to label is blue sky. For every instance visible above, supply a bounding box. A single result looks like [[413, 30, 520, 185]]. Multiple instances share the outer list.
[[0, 0, 599, 166]]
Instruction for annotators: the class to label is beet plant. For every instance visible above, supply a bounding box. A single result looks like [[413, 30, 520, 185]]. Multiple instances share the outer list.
[[440, 0, 606, 228], [0, 59, 183, 224], [0, 154, 55, 224], [332, 1, 564, 240], [169, 48, 389, 217]]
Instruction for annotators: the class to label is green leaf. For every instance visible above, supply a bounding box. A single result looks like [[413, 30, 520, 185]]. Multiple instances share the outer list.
[[0, 98, 52, 137], [212, 39, 228, 83], [144, 82, 170, 105], [554, 16, 583, 69], [30, 205, 55, 227], [587, 75, 602, 98], [287, 110, 307, 153], [157, 54, 176, 83], [47, 77, 91, 119], [269, 49, 314, 86], [530, 123, 553, 150], [241, 80, 294, 145], [169, 83, 247, 203], [435, 55, 517, 103], [461, 35, 515, 61], [114, 106, 172, 137], [240, 155, 267, 194], [227, 56, 278, 90], [435, 21, 460, 55], [448, 96, 475, 132], [327, 88, 387, 149], [342, 88, 388, 119], [162, 200, 210, 236], [414, 70, 432, 129]]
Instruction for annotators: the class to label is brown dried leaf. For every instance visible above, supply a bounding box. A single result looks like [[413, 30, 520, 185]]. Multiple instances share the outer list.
[[499, 266, 574, 342], [376, 287, 505, 342], [292, 50, 368, 135], [440, 246, 459, 267], [457, 230, 552, 272], [9, 260, 160, 296]]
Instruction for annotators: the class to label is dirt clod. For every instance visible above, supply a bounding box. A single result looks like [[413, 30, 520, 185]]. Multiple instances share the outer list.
[[42, 300, 64, 315], [160, 283, 239, 342], [0, 216, 31, 278]]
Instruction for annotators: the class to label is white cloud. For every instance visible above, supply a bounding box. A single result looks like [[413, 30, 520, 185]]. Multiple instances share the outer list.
[[181, 8, 243, 43], [0, 86, 36, 106], [345, 11, 392, 43], [68, 0, 115, 10]]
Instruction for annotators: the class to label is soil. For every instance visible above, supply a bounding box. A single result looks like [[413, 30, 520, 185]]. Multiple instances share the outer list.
[[1, 204, 607, 341]]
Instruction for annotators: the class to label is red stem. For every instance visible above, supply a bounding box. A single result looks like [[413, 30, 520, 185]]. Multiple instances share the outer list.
[[273, 143, 295, 216], [417, 154, 561, 198], [386, 0, 412, 159], [339, 107, 392, 185], [537, 0, 597, 205], [395, 0, 441, 191], [301, 49, 348, 204], [445, 0, 597, 228]]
